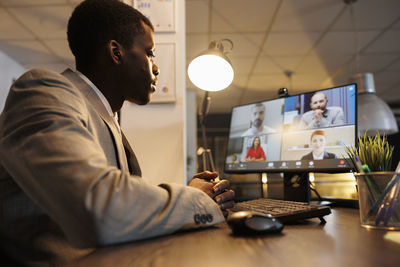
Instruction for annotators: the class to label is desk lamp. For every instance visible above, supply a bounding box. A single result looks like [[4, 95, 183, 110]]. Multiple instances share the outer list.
[[188, 39, 234, 171], [346, 0, 398, 136]]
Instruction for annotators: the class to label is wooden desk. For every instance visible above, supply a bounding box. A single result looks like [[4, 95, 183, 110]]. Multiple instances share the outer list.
[[67, 208, 400, 267]]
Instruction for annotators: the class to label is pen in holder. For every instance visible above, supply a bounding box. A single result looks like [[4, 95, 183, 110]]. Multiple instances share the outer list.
[[354, 172, 400, 230]]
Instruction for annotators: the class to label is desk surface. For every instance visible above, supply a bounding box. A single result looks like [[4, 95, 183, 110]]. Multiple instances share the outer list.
[[67, 208, 400, 267]]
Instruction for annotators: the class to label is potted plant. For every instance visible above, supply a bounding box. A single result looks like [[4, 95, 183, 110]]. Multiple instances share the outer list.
[[346, 133, 394, 172], [346, 133, 400, 230]]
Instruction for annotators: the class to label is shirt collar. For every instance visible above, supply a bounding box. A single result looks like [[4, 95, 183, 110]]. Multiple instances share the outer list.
[[76, 70, 120, 131], [312, 151, 324, 160], [76, 71, 115, 117]]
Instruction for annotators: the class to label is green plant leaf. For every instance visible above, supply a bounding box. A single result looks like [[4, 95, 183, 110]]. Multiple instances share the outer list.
[[345, 133, 394, 172]]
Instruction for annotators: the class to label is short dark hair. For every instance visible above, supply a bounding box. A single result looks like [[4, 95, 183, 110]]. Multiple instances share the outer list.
[[253, 103, 265, 110], [67, 0, 153, 68], [311, 92, 327, 101]]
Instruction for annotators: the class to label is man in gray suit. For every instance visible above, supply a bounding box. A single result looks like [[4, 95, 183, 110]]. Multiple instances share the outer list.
[[299, 92, 344, 129], [0, 0, 234, 266]]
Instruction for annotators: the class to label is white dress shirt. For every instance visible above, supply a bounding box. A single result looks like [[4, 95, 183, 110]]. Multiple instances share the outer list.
[[76, 71, 121, 134]]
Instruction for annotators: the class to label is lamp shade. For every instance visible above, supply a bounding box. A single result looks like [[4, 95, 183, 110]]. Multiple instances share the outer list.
[[187, 40, 234, 92], [353, 73, 398, 136]]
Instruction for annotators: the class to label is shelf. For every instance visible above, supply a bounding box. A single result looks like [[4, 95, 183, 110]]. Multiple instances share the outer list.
[[286, 145, 344, 151]]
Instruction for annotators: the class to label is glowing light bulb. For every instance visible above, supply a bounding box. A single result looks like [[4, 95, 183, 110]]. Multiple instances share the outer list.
[[188, 54, 234, 92]]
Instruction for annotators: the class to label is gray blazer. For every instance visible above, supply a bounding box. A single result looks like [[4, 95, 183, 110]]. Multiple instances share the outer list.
[[299, 106, 344, 129], [301, 151, 337, 160], [0, 69, 223, 266]]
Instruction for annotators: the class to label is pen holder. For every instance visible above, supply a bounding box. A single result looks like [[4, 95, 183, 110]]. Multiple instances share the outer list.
[[354, 172, 400, 230]]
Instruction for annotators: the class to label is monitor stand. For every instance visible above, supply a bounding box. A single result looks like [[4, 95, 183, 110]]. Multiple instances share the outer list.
[[283, 172, 311, 203], [283, 172, 333, 206]]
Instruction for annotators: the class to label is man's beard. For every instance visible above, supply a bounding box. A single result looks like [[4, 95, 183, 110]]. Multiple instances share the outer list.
[[254, 119, 262, 128]]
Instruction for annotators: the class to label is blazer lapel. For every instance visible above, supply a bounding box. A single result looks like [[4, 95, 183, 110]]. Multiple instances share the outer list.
[[61, 69, 130, 173], [121, 131, 142, 176]]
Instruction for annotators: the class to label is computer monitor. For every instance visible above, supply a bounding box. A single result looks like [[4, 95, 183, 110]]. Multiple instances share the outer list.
[[224, 84, 357, 202]]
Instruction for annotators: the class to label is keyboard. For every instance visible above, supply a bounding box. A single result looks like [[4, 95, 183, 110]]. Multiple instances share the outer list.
[[230, 198, 331, 224]]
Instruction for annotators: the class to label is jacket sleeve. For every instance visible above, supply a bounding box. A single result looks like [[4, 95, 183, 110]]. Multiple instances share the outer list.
[[0, 69, 224, 248], [332, 107, 345, 126]]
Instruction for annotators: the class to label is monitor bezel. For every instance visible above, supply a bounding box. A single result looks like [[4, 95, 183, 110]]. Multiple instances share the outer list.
[[224, 83, 358, 174]]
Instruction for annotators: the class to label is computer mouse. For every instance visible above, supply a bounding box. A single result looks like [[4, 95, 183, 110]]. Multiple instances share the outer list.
[[227, 211, 284, 235]]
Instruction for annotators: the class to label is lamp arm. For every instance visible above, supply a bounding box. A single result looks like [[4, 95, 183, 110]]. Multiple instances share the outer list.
[[219, 39, 234, 55], [199, 91, 211, 125], [198, 91, 215, 171]]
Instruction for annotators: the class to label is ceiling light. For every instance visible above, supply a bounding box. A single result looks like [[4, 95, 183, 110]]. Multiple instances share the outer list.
[[353, 73, 398, 136]]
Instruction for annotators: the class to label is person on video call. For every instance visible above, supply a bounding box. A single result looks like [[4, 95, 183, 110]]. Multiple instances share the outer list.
[[245, 136, 266, 162], [301, 130, 337, 160], [0, 0, 234, 265], [242, 103, 276, 137], [299, 92, 344, 129]]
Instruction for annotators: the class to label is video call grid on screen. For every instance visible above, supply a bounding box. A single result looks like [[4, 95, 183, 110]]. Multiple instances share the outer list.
[[224, 84, 357, 173]]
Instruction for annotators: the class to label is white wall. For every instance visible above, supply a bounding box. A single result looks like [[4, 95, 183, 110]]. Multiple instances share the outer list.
[[121, 1, 187, 185], [0, 50, 26, 112]]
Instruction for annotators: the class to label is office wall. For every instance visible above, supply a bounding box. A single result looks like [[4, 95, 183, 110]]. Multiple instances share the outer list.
[[0, 50, 26, 112], [121, 1, 187, 186]]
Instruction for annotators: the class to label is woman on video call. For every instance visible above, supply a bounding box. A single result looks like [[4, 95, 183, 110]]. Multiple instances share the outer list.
[[301, 130, 337, 160], [245, 136, 266, 162]]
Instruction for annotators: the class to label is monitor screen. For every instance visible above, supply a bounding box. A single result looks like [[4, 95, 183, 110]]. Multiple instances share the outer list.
[[224, 84, 357, 173]]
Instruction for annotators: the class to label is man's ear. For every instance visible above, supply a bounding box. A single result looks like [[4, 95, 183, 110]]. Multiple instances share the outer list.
[[108, 40, 123, 64]]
